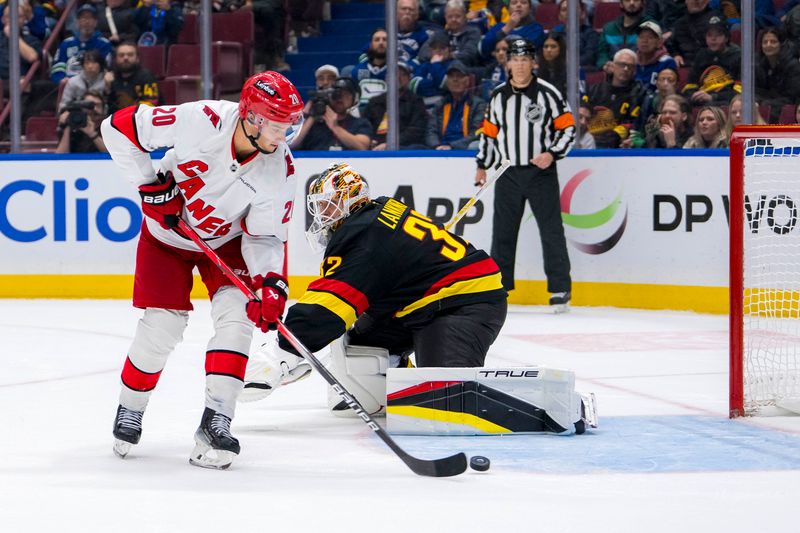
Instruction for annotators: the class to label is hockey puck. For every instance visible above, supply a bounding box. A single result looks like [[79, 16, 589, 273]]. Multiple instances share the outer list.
[[469, 455, 490, 472]]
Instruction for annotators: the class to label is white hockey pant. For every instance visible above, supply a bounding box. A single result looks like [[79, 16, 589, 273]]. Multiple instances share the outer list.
[[119, 308, 189, 411], [204, 286, 253, 418]]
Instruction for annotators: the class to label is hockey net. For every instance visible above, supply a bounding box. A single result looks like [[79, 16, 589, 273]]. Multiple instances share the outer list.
[[730, 126, 800, 417]]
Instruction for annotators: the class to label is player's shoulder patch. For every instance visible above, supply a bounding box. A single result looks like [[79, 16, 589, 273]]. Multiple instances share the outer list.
[[200, 104, 222, 129]]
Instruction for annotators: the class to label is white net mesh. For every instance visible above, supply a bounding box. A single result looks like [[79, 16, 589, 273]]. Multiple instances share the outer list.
[[742, 139, 800, 415]]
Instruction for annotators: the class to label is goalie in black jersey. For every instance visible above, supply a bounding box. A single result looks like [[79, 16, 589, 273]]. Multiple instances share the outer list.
[[241, 162, 508, 413]]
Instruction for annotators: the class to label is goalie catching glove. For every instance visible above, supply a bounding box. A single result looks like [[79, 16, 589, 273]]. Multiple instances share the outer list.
[[139, 170, 183, 229], [246, 273, 288, 332], [239, 340, 312, 402]]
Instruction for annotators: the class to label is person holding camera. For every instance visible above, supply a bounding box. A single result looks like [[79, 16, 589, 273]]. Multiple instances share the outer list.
[[56, 90, 108, 153], [292, 77, 372, 151]]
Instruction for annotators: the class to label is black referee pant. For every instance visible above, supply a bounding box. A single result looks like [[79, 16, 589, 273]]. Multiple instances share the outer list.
[[491, 165, 571, 293]]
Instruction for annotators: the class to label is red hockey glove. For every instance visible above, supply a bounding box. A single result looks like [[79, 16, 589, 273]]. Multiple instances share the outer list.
[[139, 171, 183, 229], [246, 273, 289, 332]]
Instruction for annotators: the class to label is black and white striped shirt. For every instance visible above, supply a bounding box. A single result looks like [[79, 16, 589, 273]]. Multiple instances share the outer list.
[[476, 77, 576, 169]]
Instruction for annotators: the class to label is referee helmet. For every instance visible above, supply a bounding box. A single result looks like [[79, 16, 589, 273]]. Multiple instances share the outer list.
[[507, 37, 536, 58]]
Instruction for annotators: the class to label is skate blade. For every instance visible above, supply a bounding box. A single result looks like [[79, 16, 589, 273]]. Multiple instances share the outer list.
[[113, 439, 132, 458], [189, 442, 237, 470], [551, 303, 570, 314]]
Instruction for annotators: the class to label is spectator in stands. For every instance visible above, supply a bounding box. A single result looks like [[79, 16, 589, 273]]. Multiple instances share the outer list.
[[292, 77, 372, 151], [314, 64, 339, 90], [365, 61, 429, 150], [288, 1, 324, 37], [668, 0, 725, 67], [585, 49, 647, 148], [536, 32, 567, 95], [418, 0, 480, 66], [575, 104, 596, 149], [755, 27, 800, 123], [634, 66, 677, 140], [552, 0, 598, 68], [425, 60, 486, 150], [682, 16, 740, 107], [134, 0, 183, 46], [247, 0, 289, 70], [466, 0, 508, 35], [0, 0, 40, 86], [478, 0, 544, 60], [397, 0, 433, 62], [410, 31, 453, 106], [213, 0, 248, 12], [422, 0, 448, 25], [0, 0, 48, 40], [97, 0, 139, 44], [59, 49, 107, 112], [104, 41, 159, 114], [683, 105, 728, 148], [643, 94, 692, 148], [634, 21, 677, 92], [50, 4, 113, 83], [480, 35, 508, 101], [352, 28, 389, 107], [596, 0, 653, 72], [724, 94, 767, 139], [56, 89, 108, 153], [644, 0, 685, 39]]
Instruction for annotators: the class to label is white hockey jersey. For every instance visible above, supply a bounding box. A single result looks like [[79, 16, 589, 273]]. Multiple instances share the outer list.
[[100, 100, 296, 279]]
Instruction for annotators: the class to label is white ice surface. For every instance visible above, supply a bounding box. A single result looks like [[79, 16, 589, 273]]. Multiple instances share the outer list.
[[1, 300, 800, 533]]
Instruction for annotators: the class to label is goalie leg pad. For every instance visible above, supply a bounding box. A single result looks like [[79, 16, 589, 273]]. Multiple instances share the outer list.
[[386, 367, 597, 436], [327, 336, 389, 417]]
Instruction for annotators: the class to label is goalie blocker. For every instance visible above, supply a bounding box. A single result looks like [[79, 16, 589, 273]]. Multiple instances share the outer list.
[[326, 337, 597, 436]]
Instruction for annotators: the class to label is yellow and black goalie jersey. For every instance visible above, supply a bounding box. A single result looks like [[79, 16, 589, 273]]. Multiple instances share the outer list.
[[281, 196, 507, 353]]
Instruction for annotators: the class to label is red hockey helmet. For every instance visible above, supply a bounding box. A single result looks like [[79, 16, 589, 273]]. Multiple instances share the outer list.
[[239, 71, 304, 142]]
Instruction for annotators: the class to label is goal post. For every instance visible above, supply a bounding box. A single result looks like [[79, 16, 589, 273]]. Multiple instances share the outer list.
[[730, 125, 800, 417]]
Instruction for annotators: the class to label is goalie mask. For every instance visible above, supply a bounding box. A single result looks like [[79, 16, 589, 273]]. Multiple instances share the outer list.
[[306, 163, 370, 252]]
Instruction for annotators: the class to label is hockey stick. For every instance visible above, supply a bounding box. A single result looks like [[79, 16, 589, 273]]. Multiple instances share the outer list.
[[175, 219, 468, 477], [444, 159, 511, 232]]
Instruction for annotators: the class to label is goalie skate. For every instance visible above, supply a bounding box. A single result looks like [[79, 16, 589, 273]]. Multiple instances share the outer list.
[[189, 408, 240, 470], [112, 405, 143, 459]]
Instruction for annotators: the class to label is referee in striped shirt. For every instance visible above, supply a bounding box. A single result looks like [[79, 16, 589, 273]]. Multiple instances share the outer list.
[[475, 37, 576, 310]]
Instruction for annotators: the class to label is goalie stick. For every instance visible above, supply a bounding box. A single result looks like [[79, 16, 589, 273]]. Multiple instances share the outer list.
[[175, 219, 468, 477], [444, 159, 511, 232]]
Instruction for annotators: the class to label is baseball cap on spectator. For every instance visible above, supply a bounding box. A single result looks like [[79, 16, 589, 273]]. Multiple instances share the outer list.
[[315, 64, 339, 78], [706, 16, 729, 36], [446, 61, 469, 75], [637, 21, 662, 39], [77, 4, 98, 17]]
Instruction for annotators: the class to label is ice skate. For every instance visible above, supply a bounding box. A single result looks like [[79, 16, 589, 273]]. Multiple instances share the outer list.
[[189, 408, 240, 469], [113, 405, 143, 458], [549, 291, 571, 314]]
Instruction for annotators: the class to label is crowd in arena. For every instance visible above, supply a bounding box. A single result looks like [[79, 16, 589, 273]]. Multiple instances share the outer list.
[[2, 0, 800, 152]]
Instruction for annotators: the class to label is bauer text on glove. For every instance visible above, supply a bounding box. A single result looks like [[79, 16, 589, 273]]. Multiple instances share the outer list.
[[138, 171, 184, 229]]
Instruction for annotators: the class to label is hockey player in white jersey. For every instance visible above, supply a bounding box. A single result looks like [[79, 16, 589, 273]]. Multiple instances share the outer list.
[[100, 71, 304, 469]]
